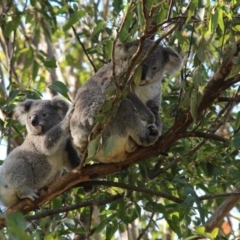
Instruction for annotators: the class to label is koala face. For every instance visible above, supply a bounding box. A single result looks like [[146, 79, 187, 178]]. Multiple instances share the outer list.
[[139, 44, 182, 86], [14, 96, 69, 135]]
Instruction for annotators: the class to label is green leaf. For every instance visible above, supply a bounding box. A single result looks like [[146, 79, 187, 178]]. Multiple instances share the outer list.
[[6, 212, 32, 240], [136, 1, 144, 31], [5, 16, 21, 37], [43, 58, 57, 68], [103, 136, 115, 156], [100, 100, 113, 113], [92, 21, 106, 37], [197, 37, 206, 62], [87, 135, 100, 159], [63, 10, 86, 31], [217, 6, 224, 32], [195, 226, 205, 234], [105, 40, 113, 59], [112, 0, 123, 16], [133, 65, 142, 85], [93, 219, 107, 235], [106, 221, 118, 240], [232, 134, 240, 149], [190, 88, 202, 121], [210, 227, 219, 238], [32, 60, 39, 80], [48, 81, 71, 101]]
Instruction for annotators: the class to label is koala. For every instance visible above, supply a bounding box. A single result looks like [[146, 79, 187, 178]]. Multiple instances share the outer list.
[[71, 92, 159, 163], [117, 39, 182, 129], [70, 39, 182, 163], [0, 96, 80, 207]]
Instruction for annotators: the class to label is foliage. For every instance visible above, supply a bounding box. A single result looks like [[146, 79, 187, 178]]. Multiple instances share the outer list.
[[0, 0, 240, 239]]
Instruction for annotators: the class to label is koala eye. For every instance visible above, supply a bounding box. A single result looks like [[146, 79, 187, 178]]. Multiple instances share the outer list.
[[152, 66, 158, 71], [42, 113, 47, 117]]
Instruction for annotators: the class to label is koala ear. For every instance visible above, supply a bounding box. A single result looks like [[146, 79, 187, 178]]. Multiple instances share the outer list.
[[162, 47, 182, 76], [51, 96, 70, 118], [13, 99, 34, 125]]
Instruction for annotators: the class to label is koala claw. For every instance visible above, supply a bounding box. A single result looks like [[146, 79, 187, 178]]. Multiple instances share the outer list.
[[25, 189, 39, 201], [147, 124, 159, 137]]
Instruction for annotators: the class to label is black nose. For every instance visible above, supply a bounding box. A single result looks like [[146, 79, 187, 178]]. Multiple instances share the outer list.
[[147, 125, 159, 136], [31, 115, 39, 126], [141, 64, 148, 80]]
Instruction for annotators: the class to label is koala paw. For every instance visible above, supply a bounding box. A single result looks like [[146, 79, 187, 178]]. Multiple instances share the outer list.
[[20, 189, 39, 201], [147, 124, 159, 137]]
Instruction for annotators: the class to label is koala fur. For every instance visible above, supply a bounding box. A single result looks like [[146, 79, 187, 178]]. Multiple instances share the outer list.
[[0, 96, 80, 207], [70, 39, 182, 163], [71, 91, 159, 163]]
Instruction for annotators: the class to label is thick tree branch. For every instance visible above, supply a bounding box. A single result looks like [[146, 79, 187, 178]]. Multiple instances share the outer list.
[[204, 185, 240, 233]]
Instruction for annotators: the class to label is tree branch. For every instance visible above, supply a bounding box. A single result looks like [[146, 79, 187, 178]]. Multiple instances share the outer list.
[[136, 212, 154, 240], [204, 185, 240, 233], [71, 25, 97, 73], [25, 194, 123, 222], [179, 131, 230, 143], [79, 180, 183, 204]]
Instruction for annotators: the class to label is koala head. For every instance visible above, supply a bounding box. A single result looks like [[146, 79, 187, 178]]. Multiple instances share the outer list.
[[14, 96, 69, 135], [114, 39, 182, 86], [139, 39, 182, 86]]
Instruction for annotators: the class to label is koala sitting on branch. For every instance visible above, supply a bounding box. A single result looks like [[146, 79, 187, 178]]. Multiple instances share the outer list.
[[70, 39, 182, 163], [115, 39, 182, 130], [0, 96, 80, 207]]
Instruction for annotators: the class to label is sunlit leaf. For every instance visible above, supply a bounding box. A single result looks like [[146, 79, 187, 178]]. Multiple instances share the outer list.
[[63, 10, 86, 31], [87, 135, 100, 159], [48, 81, 71, 101]]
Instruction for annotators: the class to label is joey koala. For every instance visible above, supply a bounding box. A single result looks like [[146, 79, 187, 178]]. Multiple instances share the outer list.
[[0, 96, 80, 207], [70, 39, 182, 163]]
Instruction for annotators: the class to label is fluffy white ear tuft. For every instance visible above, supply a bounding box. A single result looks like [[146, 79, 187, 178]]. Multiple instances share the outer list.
[[51, 96, 70, 119], [13, 100, 34, 125], [162, 47, 182, 76]]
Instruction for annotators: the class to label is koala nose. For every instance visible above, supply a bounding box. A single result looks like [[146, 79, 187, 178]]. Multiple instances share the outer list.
[[31, 114, 39, 126], [147, 125, 159, 136], [141, 64, 148, 80]]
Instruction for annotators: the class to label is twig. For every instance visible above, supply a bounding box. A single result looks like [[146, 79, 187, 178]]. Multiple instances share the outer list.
[[137, 212, 154, 240], [199, 191, 240, 201], [25, 194, 123, 221], [179, 131, 230, 143], [166, 0, 173, 20], [71, 25, 97, 73], [217, 96, 240, 102], [111, 1, 134, 81], [79, 180, 184, 204]]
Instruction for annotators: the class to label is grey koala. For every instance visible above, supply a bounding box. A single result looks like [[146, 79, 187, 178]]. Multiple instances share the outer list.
[[70, 39, 182, 163], [116, 39, 182, 130], [0, 96, 80, 207]]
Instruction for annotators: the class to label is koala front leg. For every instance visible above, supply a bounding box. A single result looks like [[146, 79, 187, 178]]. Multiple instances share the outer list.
[[36, 106, 75, 155], [146, 96, 162, 134]]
